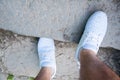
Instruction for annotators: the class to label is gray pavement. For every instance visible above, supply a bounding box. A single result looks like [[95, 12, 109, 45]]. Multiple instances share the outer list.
[[0, 29, 120, 80], [0, 0, 120, 50]]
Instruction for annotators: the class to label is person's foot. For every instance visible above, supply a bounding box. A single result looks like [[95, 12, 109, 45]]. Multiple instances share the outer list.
[[38, 38, 56, 78], [75, 11, 107, 68]]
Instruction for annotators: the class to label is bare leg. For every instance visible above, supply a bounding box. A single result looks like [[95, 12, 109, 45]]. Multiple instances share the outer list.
[[35, 67, 52, 80], [80, 49, 120, 80]]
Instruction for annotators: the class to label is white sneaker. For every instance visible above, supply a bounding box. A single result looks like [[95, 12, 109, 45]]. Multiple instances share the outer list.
[[75, 11, 107, 68], [38, 37, 56, 78]]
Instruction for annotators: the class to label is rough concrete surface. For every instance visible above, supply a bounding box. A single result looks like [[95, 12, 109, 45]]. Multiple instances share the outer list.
[[0, 72, 29, 80], [0, 29, 120, 80], [0, 72, 8, 80], [0, 0, 120, 50]]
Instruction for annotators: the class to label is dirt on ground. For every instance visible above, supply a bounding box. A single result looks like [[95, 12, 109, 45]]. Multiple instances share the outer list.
[[0, 29, 120, 80]]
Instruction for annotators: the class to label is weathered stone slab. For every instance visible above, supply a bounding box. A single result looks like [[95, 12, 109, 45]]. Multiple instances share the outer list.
[[0, 31, 79, 79], [0, 0, 120, 49], [0, 30, 120, 79], [0, 73, 7, 80]]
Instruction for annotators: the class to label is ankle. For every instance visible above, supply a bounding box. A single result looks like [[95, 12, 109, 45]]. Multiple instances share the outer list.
[[80, 49, 97, 58], [41, 67, 52, 76], [81, 49, 96, 53], [35, 67, 52, 80]]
